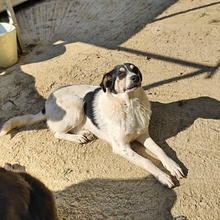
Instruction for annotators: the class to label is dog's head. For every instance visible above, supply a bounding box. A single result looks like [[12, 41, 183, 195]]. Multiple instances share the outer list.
[[100, 63, 142, 93]]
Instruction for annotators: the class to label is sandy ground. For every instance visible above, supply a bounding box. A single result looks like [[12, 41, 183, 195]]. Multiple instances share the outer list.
[[0, 0, 220, 219]]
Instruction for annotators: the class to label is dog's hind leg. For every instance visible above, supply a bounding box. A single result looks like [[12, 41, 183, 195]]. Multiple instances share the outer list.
[[54, 128, 95, 144], [54, 132, 91, 144], [46, 95, 94, 144]]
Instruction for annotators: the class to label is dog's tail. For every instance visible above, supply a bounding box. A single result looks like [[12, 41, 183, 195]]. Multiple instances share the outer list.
[[0, 109, 46, 136]]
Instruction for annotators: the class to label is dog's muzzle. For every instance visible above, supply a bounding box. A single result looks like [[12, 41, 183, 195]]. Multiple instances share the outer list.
[[126, 75, 141, 91]]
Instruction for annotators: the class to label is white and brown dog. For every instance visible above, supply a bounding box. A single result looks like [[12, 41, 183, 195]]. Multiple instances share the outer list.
[[0, 63, 184, 188]]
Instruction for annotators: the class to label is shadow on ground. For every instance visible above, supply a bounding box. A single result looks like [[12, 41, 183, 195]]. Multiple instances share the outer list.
[[150, 97, 220, 141], [0, 69, 45, 124], [131, 96, 220, 178], [11, 0, 178, 48], [55, 176, 177, 220]]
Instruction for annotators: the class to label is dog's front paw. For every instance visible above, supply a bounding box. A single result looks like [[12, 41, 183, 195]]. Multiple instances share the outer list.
[[155, 172, 175, 188], [162, 158, 185, 179]]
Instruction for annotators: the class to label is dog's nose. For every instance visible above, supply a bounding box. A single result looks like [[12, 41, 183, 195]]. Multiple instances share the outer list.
[[131, 75, 139, 83]]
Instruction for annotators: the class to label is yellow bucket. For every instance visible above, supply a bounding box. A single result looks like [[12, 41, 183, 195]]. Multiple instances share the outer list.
[[0, 22, 18, 68]]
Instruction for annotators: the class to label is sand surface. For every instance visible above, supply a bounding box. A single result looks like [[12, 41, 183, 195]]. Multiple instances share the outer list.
[[0, 0, 220, 219]]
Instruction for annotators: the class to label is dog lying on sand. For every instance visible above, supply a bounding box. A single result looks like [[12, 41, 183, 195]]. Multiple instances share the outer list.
[[0, 63, 184, 187]]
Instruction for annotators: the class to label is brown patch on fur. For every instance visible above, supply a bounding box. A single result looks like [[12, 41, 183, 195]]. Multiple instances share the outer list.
[[119, 67, 125, 72], [130, 64, 134, 70], [100, 73, 112, 92]]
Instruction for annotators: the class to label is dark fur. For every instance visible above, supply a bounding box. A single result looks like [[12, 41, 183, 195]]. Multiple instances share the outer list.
[[0, 166, 59, 220], [83, 87, 101, 129], [99, 63, 142, 93]]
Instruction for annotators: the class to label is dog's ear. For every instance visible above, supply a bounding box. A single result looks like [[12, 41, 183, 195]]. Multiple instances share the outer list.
[[100, 72, 112, 92], [139, 71, 143, 82]]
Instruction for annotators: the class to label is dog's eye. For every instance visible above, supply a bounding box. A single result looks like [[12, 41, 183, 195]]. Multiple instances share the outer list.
[[118, 72, 126, 79]]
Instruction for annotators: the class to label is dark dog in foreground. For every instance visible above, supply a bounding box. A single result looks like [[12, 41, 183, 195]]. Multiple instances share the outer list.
[[0, 63, 185, 187], [0, 163, 59, 220]]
